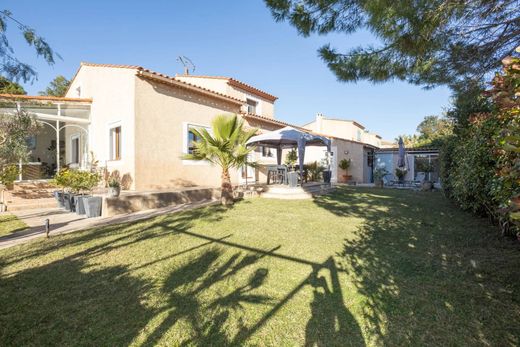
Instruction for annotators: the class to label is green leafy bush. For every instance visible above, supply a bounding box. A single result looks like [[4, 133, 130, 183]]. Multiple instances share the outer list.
[[395, 167, 407, 180], [108, 177, 120, 189], [53, 169, 100, 194], [373, 167, 389, 182], [285, 149, 297, 166], [338, 158, 351, 171], [0, 165, 19, 186], [440, 53, 520, 235], [305, 161, 324, 181]]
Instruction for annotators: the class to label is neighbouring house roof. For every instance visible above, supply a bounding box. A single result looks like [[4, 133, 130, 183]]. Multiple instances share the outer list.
[[376, 147, 439, 153], [242, 113, 378, 148], [176, 75, 278, 102], [0, 94, 93, 104], [242, 112, 299, 130], [302, 117, 366, 130], [68, 62, 245, 105]]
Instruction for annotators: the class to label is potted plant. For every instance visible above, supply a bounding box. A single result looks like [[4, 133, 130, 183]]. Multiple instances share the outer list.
[[338, 158, 351, 183], [307, 161, 324, 182], [83, 195, 103, 218], [0, 165, 19, 191], [0, 183, 6, 212], [108, 177, 121, 198], [373, 167, 389, 188], [395, 167, 407, 183], [421, 163, 434, 191], [53, 169, 75, 211], [285, 149, 297, 170], [52, 169, 67, 208], [321, 152, 333, 184], [73, 171, 101, 215], [78, 171, 102, 218]]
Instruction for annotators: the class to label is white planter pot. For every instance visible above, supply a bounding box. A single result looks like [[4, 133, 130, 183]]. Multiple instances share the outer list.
[[108, 187, 121, 198]]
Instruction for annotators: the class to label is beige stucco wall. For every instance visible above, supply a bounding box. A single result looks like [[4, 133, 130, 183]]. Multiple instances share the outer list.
[[133, 77, 244, 190], [304, 117, 381, 147], [227, 85, 275, 119], [176, 76, 275, 118], [66, 65, 137, 188], [175, 76, 229, 95], [304, 138, 366, 183], [332, 139, 366, 183]]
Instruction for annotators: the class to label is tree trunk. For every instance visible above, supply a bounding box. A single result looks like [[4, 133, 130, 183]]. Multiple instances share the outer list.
[[220, 168, 234, 206]]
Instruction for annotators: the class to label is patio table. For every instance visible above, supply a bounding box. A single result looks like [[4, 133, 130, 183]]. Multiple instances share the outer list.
[[267, 165, 287, 185]]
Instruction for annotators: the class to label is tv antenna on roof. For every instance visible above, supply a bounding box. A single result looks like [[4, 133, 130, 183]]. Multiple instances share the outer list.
[[177, 56, 195, 75]]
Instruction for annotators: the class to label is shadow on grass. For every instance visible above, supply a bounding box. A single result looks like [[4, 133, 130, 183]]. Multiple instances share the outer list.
[[0, 204, 232, 269], [314, 186, 520, 346], [0, 215, 28, 236], [141, 247, 275, 346], [10, 187, 516, 345], [0, 258, 154, 346]]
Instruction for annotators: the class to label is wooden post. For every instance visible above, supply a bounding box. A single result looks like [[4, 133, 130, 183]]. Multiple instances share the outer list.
[[45, 219, 50, 238]]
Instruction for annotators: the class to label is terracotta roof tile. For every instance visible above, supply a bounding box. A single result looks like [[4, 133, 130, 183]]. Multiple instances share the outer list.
[[80, 62, 142, 69], [71, 62, 246, 105], [177, 74, 278, 102], [137, 69, 245, 104]]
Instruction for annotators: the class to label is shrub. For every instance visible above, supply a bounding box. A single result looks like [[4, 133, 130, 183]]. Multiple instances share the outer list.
[[285, 149, 297, 166], [439, 52, 519, 235], [53, 169, 100, 194], [108, 178, 120, 189], [0, 165, 19, 186], [373, 167, 389, 182], [53, 169, 71, 190], [305, 161, 324, 181], [338, 158, 351, 172], [395, 167, 407, 180]]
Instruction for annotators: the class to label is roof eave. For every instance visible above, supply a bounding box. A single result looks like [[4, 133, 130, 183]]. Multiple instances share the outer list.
[[137, 70, 245, 106]]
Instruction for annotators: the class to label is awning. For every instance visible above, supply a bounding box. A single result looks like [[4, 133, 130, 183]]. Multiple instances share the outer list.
[[246, 126, 331, 182]]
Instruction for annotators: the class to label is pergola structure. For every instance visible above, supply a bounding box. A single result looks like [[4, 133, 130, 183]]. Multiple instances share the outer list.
[[246, 126, 331, 182], [0, 94, 92, 180]]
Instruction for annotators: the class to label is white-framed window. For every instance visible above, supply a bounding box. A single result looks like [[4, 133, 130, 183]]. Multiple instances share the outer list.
[[187, 128, 202, 155], [109, 125, 122, 161], [182, 122, 211, 165], [70, 134, 80, 165], [246, 98, 258, 114]]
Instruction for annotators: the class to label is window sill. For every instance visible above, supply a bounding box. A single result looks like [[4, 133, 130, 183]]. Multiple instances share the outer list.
[[182, 159, 211, 166]]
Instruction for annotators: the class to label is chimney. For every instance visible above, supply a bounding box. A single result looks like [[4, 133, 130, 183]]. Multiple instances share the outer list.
[[316, 113, 324, 132]]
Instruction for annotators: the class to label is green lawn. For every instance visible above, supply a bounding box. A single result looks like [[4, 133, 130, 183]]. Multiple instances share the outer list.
[[0, 214, 27, 237], [1, 187, 519, 346]]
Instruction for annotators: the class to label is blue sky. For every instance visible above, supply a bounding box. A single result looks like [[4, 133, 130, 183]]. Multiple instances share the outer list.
[[4, 0, 452, 140]]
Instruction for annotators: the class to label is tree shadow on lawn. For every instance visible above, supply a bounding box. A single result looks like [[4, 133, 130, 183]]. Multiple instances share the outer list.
[[0, 257, 154, 346], [314, 187, 520, 346], [140, 247, 275, 346], [0, 244, 276, 346], [0, 204, 232, 270], [156, 227, 366, 346], [1, 197, 369, 346]]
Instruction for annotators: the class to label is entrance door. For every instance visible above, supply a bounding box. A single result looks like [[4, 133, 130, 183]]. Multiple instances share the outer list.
[[239, 153, 255, 185], [363, 149, 374, 183], [330, 146, 338, 183]]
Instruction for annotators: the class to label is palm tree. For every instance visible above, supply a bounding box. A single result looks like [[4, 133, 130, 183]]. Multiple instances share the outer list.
[[183, 114, 257, 205]]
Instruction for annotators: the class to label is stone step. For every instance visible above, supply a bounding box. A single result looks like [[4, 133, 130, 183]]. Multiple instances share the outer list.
[[262, 184, 335, 200], [5, 198, 58, 211]]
